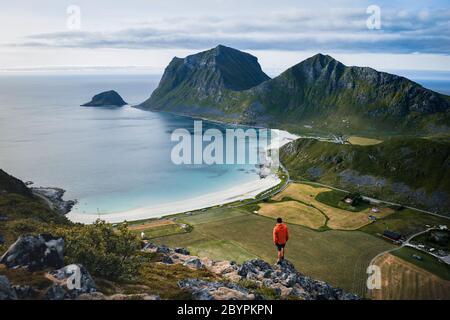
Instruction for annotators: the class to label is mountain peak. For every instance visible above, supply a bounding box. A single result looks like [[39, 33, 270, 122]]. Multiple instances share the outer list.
[[300, 53, 342, 69], [308, 53, 336, 61], [140, 47, 450, 135], [140, 45, 270, 109]]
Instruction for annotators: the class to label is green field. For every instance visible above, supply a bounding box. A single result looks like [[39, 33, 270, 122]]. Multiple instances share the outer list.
[[152, 207, 395, 296], [315, 190, 370, 212], [130, 223, 190, 239], [360, 209, 450, 238], [391, 247, 450, 281]]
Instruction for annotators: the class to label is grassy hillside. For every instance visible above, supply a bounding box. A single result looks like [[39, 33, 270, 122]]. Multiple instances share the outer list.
[[280, 137, 450, 214], [0, 169, 32, 197], [151, 206, 395, 296]]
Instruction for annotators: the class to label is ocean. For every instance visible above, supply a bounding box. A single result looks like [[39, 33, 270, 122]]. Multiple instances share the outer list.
[[0, 74, 263, 216]]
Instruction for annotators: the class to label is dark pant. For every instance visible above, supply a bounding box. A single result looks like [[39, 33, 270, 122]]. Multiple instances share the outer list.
[[275, 243, 286, 252]]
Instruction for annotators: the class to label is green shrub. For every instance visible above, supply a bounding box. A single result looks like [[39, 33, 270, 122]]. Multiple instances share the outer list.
[[54, 220, 142, 281]]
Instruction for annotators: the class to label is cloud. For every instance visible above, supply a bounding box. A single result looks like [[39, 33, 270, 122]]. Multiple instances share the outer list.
[[13, 8, 450, 54]]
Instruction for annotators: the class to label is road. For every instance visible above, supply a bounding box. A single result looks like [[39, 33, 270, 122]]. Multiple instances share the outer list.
[[225, 162, 291, 209], [32, 191, 55, 210]]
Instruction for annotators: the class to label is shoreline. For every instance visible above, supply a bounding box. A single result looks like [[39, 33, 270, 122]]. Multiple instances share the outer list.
[[67, 174, 281, 224], [67, 128, 298, 224]]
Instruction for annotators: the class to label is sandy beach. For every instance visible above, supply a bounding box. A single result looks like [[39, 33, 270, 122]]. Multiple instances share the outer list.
[[67, 174, 281, 224], [67, 129, 298, 224]]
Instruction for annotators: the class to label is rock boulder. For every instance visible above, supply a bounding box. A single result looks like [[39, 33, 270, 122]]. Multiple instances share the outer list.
[[0, 275, 17, 300], [0, 234, 64, 271], [46, 264, 96, 299]]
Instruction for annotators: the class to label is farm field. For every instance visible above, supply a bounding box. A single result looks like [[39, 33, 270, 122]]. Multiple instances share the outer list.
[[391, 247, 450, 281], [139, 183, 449, 299], [128, 219, 189, 239], [258, 201, 326, 230], [271, 183, 394, 230], [347, 136, 383, 146], [371, 253, 450, 300], [152, 206, 395, 296]]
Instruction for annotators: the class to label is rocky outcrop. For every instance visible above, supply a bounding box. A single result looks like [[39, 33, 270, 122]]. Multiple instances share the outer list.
[[32, 187, 77, 214], [236, 259, 359, 300], [82, 90, 127, 107], [183, 257, 205, 269], [77, 292, 160, 300], [143, 243, 359, 300], [1, 235, 359, 300], [179, 279, 256, 300], [0, 234, 64, 271], [0, 276, 17, 300], [46, 264, 97, 300], [12, 285, 37, 299]]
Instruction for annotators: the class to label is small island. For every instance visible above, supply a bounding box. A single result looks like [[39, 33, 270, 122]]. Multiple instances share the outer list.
[[81, 90, 127, 107]]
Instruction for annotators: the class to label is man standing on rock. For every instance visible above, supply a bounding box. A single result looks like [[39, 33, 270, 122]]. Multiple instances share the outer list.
[[273, 217, 289, 264]]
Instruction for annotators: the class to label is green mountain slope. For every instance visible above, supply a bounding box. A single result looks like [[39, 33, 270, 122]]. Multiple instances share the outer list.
[[140, 47, 450, 135], [0, 169, 32, 197], [280, 137, 450, 214]]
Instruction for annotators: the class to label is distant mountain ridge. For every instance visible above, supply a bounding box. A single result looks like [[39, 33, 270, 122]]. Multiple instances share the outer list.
[[139, 46, 450, 135]]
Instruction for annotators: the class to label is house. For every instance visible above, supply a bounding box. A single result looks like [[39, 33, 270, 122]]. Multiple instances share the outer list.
[[383, 230, 401, 241], [342, 193, 362, 206], [344, 197, 354, 204], [371, 207, 380, 213], [439, 225, 448, 230], [368, 215, 377, 221]]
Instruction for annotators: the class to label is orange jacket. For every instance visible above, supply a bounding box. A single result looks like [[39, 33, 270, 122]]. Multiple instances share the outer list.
[[273, 223, 289, 245]]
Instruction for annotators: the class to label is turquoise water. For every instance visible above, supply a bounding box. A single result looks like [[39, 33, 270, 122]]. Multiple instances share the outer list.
[[0, 74, 261, 215]]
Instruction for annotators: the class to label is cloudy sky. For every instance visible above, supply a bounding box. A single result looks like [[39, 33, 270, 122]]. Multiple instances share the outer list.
[[1, 0, 449, 77]]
